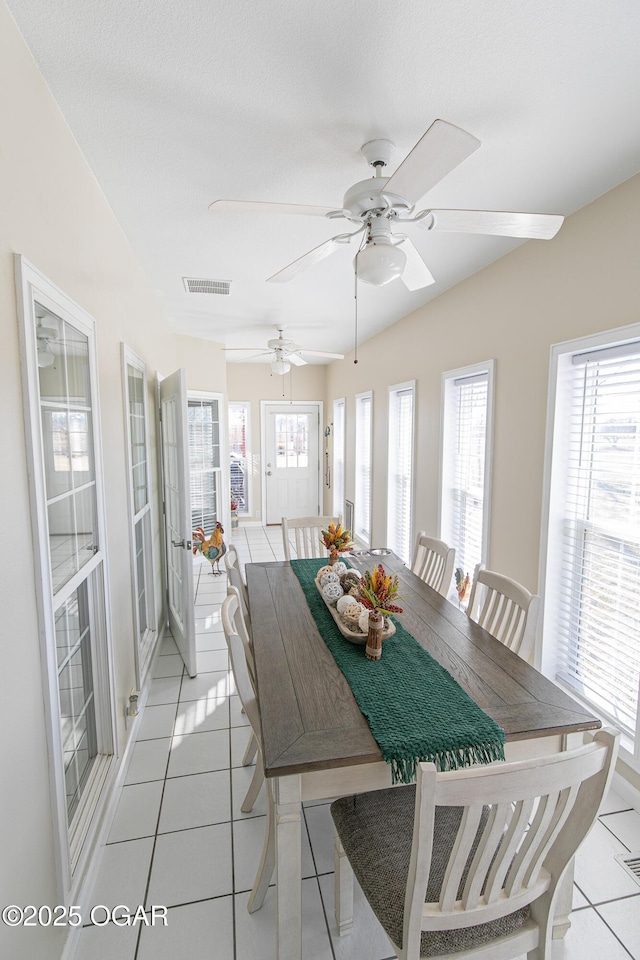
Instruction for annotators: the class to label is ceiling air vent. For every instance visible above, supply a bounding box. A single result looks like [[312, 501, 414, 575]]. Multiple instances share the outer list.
[[616, 852, 640, 887], [183, 277, 231, 295]]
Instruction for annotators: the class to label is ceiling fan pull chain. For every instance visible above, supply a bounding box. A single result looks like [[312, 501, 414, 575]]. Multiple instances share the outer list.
[[354, 262, 359, 365]]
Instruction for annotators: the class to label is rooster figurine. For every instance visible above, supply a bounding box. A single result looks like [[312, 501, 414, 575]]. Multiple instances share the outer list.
[[455, 567, 471, 604], [192, 522, 227, 575]]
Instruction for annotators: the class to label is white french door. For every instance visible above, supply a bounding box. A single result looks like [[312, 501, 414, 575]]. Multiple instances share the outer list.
[[16, 257, 115, 898], [160, 370, 196, 677], [263, 403, 321, 524]]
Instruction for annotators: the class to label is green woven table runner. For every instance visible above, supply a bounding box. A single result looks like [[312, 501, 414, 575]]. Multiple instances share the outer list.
[[291, 558, 505, 784]]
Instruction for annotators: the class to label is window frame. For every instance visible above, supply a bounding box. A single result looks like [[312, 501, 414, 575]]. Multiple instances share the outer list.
[[228, 401, 251, 517], [354, 391, 373, 547], [387, 381, 416, 564], [121, 344, 158, 687], [439, 360, 495, 596], [332, 398, 346, 520], [15, 256, 116, 902], [539, 323, 640, 772]]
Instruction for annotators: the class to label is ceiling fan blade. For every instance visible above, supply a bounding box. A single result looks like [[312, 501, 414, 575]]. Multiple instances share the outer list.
[[298, 349, 345, 360], [384, 119, 481, 207], [288, 353, 308, 366], [422, 209, 564, 239], [399, 238, 436, 291], [227, 350, 273, 362], [209, 199, 335, 217], [267, 235, 349, 283]]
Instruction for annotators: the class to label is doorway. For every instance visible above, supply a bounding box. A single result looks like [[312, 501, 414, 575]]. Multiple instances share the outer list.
[[262, 402, 322, 524]]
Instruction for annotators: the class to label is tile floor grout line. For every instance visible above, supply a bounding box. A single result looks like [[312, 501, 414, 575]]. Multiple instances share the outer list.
[[597, 815, 635, 853], [132, 657, 185, 960], [592, 903, 637, 960]]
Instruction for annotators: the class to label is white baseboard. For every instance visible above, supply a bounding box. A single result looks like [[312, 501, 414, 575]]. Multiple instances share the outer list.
[[611, 769, 640, 814]]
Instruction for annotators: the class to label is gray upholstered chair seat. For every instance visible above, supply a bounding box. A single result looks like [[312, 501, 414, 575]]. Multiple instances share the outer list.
[[331, 786, 531, 957]]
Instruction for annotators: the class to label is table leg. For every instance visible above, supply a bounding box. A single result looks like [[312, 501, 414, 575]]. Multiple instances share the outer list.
[[275, 774, 302, 960]]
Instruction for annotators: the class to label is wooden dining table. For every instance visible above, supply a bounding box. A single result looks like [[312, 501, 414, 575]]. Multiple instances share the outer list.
[[246, 552, 600, 960]]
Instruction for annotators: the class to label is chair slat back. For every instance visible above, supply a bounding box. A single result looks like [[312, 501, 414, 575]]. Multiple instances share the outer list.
[[222, 585, 256, 689], [282, 515, 341, 561], [224, 544, 250, 623], [410, 532, 455, 597], [402, 729, 618, 953], [467, 564, 540, 661]]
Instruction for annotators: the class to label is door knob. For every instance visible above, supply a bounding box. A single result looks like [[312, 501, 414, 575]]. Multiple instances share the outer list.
[[172, 538, 185, 547], [266, 471, 272, 476]]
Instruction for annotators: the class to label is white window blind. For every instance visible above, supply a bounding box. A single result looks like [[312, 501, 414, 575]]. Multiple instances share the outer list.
[[333, 399, 345, 519], [441, 367, 492, 587], [387, 383, 415, 563], [355, 392, 372, 545], [548, 342, 640, 746]]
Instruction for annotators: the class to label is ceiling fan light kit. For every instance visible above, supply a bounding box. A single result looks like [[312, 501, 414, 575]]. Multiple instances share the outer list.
[[356, 230, 407, 285], [271, 358, 291, 376], [211, 118, 564, 293]]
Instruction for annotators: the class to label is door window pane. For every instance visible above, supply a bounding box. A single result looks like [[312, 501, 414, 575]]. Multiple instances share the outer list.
[[48, 495, 78, 591], [56, 583, 97, 824], [65, 324, 90, 406], [229, 402, 249, 512], [276, 413, 309, 469], [127, 365, 149, 513], [188, 397, 222, 532]]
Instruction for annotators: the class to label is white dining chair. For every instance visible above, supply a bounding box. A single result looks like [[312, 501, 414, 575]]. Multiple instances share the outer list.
[[224, 543, 250, 627], [467, 563, 540, 663], [410, 531, 456, 597], [330, 727, 619, 959], [281, 514, 341, 561], [222, 586, 261, 808], [222, 587, 275, 913]]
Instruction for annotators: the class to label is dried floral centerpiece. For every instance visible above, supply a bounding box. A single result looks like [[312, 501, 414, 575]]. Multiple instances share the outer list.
[[359, 564, 404, 660], [320, 522, 354, 566]]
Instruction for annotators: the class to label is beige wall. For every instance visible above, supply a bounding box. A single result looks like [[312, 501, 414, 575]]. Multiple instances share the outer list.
[[226, 362, 327, 520], [325, 172, 640, 593], [0, 6, 225, 957]]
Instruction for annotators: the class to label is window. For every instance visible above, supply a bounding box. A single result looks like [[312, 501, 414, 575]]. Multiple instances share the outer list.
[[387, 382, 415, 563], [541, 330, 640, 767], [17, 257, 114, 898], [229, 402, 250, 514], [355, 392, 373, 546], [188, 394, 222, 533], [440, 362, 494, 596], [122, 346, 157, 685], [333, 398, 345, 520]]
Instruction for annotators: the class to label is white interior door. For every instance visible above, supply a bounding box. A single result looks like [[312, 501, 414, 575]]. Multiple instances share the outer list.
[[264, 404, 320, 524], [160, 369, 196, 677]]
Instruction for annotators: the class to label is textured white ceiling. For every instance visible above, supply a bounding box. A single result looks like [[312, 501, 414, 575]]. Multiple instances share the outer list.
[[7, 0, 640, 360]]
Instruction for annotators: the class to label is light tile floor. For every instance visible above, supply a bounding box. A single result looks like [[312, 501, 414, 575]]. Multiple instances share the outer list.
[[74, 524, 640, 960]]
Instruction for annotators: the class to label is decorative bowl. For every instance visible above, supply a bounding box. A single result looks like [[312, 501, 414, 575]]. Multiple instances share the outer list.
[[314, 574, 396, 645]]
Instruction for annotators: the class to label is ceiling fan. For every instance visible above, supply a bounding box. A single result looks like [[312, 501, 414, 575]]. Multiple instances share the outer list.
[[210, 119, 564, 290], [225, 328, 344, 374]]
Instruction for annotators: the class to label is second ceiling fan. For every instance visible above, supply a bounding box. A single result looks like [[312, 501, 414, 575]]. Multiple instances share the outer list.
[[210, 119, 564, 290]]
